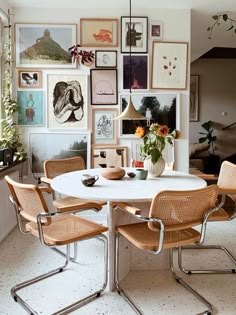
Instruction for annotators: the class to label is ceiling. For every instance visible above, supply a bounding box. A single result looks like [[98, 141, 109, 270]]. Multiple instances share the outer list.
[[7, 0, 236, 10]]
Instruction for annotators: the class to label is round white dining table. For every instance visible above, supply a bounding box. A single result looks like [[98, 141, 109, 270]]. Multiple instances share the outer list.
[[51, 167, 206, 291]]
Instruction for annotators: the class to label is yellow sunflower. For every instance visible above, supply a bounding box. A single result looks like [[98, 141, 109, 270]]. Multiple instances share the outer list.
[[135, 126, 145, 138]]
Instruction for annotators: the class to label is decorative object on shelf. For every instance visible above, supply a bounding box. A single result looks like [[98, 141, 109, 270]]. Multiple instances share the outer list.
[[207, 14, 236, 39], [114, 0, 147, 121], [0, 11, 26, 161], [68, 44, 95, 66], [135, 123, 180, 176], [101, 167, 126, 180], [151, 41, 188, 90]]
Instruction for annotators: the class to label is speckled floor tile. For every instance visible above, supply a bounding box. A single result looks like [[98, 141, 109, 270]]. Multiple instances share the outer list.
[[0, 218, 236, 315]]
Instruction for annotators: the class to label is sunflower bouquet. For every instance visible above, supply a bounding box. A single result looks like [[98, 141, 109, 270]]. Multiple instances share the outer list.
[[135, 123, 181, 164]]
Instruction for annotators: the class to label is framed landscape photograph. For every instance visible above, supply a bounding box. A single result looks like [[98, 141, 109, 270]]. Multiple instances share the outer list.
[[90, 69, 118, 105], [121, 16, 148, 53], [17, 90, 44, 126], [15, 23, 76, 68], [29, 132, 90, 175], [80, 18, 118, 47], [18, 69, 42, 88], [190, 75, 199, 122], [149, 22, 162, 40], [47, 73, 88, 129], [120, 93, 180, 137], [91, 108, 118, 144], [151, 41, 188, 89], [92, 145, 128, 168], [95, 50, 117, 68], [123, 54, 148, 90]]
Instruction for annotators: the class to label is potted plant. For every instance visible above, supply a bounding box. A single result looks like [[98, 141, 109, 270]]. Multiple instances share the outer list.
[[198, 120, 219, 173], [0, 19, 26, 162]]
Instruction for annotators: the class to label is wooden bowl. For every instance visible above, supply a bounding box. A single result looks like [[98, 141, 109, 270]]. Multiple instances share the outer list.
[[101, 167, 126, 180]]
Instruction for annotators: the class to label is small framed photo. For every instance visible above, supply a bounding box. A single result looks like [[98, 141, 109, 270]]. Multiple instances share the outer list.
[[80, 18, 118, 47], [123, 54, 148, 90], [149, 22, 162, 40], [18, 70, 42, 88], [121, 16, 148, 53], [92, 145, 128, 168], [90, 69, 118, 105], [190, 75, 199, 122], [17, 90, 44, 126], [95, 50, 117, 68], [151, 41, 188, 89], [15, 23, 76, 68], [91, 108, 118, 144]]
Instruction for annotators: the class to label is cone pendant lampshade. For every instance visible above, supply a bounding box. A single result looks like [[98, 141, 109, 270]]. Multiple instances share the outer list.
[[114, 95, 147, 120]]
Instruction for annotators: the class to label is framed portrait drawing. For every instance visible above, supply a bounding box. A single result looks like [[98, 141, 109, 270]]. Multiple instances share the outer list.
[[149, 22, 162, 40], [90, 69, 118, 105], [15, 23, 76, 68], [151, 41, 188, 89], [47, 73, 88, 129], [92, 108, 118, 144], [17, 90, 44, 126], [80, 18, 118, 47], [120, 93, 180, 137], [92, 145, 128, 168], [121, 16, 148, 53], [122, 54, 148, 90], [18, 69, 42, 88], [29, 132, 91, 175], [190, 75, 199, 122], [95, 50, 117, 68]]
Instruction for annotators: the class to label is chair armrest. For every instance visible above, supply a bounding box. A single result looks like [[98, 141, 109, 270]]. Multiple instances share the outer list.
[[40, 177, 52, 186], [38, 186, 53, 194], [112, 201, 141, 215], [219, 188, 236, 195]]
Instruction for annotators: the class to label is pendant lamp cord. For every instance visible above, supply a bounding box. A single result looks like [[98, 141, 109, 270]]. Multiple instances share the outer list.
[[129, 0, 132, 95]]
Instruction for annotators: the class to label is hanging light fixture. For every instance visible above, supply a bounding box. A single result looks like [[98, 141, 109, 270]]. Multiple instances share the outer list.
[[114, 0, 147, 120]]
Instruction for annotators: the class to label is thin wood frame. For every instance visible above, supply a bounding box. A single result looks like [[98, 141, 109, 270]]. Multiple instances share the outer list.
[[151, 41, 188, 89], [80, 18, 118, 47], [18, 69, 42, 88]]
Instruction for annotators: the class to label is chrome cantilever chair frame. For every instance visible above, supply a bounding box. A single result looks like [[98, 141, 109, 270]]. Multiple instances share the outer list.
[[114, 185, 220, 315], [6, 177, 108, 315], [179, 161, 236, 275]]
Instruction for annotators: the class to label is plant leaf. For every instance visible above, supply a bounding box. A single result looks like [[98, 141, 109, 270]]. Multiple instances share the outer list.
[[227, 25, 234, 31], [223, 14, 228, 21], [212, 15, 219, 20]]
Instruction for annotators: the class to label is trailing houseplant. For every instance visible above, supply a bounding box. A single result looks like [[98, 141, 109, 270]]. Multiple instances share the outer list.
[[0, 18, 26, 161], [207, 13, 236, 39]]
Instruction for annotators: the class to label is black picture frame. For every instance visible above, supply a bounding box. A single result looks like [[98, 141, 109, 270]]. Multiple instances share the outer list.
[[90, 69, 118, 105], [95, 50, 117, 68], [121, 16, 148, 53]]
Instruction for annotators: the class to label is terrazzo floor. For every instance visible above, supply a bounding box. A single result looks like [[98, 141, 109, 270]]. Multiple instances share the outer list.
[[0, 218, 236, 315]]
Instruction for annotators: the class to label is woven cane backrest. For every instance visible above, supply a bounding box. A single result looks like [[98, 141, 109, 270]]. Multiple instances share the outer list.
[[5, 176, 50, 225], [148, 185, 219, 231], [44, 156, 85, 179], [217, 161, 236, 202]]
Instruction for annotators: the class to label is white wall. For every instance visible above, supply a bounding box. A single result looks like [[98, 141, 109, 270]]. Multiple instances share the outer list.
[[12, 6, 191, 173], [190, 58, 236, 160]]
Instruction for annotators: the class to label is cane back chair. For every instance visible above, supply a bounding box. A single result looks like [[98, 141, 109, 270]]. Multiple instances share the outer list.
[[5, 175, 108, 315], [114, 185, 220, 315], [179, 160, 236, 275]]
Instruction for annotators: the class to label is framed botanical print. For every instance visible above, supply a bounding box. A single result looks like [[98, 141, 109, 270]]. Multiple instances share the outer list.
[[90, 69, 118, 105], [17, 90, 44, 126], [47, 73, 88, 129], [121, 16, 148, 53], [120, 93, 180, 137], [18, 69, 42, 88], [190, 75, 199, 122], [15, 23, 76, 68], [80, 18, 118, 47], [95, 50, 117, 68], [151, 41, 188, 89], [29, 132, 91, 175], [122, 54, 148, 90], [91, 108, 118, 144]]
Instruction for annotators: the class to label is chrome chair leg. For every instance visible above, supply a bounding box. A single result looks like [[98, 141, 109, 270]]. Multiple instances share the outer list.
[[51, 242, 78, 262], [115, 233, 142, 315], [11, 235, 108, 315], [178, 245, 236, 274], [170, 248, 213, 315]]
